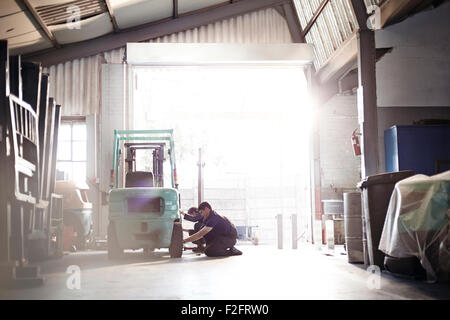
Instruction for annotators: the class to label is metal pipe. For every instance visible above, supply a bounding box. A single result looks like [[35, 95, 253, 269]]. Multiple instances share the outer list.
[[197, 148, 205, 205], [277, 214, 283, 249], [291, 214, 297, 249]]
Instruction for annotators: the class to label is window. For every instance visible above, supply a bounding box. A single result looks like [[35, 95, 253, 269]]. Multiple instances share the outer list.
[[56, 119, 87, 182]]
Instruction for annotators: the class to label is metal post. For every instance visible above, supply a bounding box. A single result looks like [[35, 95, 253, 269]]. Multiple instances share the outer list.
[[0, 40, 9, 265], [314, 220, 322, 250], [276, 214, 283, 249], [291, 214, 298, 249], [350, 0, 379, 177], [197, 148, 205, 205], [308, 64, 322, 244], [357, 29, 379, 177], [198, 148, 201, 205]]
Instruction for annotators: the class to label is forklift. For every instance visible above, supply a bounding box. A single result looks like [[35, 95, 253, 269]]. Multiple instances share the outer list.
[[107, 130, 183, 259]]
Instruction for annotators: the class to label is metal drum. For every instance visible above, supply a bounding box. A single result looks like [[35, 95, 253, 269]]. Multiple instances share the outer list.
[[322, 200, 345, 245], [344, 192, 364, 263]]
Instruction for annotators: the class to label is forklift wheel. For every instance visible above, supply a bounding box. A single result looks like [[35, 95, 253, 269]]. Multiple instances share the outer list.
[[107, 222, 124, 259], [169, 222, 183, 258]]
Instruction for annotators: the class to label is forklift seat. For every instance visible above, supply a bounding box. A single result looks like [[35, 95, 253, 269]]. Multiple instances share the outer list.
[[125, 171, 154, 187]]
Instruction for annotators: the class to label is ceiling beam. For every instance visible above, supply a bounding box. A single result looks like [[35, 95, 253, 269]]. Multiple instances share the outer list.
[[24, 0, 289, 66], [283, 1, 305, 43], [315, 0, 414, 84], [21, 0, 60, 48], [304, 0, 407, 70], [104, 0, 119, 32], [317, 47, 392, 101], [378, 0, 425, 27], [349, 0, 370, 30], [315, 32, 358, 84], [301, 0, 329, 38], [273, 5, 286, 18]]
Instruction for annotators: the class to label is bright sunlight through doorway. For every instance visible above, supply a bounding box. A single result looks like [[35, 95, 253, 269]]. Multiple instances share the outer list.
[[132, 66, 313, 246]]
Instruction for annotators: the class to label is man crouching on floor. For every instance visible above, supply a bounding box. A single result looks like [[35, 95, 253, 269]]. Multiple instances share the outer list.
[[182, 201, 242, 257]]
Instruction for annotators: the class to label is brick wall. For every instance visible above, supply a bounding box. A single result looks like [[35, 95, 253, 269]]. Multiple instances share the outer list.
[[97, 64, 127, 237], [319, 94, 361, 202]]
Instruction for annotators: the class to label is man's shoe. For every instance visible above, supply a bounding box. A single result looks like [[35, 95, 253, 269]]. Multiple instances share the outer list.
[[229, 247, 242, 256]]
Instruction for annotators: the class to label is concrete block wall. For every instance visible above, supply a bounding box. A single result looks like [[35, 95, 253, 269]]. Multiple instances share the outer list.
[[376, 2, 450, 107], [100, 64, 127, 193], [96, 64, 127, 237], [318, 94, 361, 202]]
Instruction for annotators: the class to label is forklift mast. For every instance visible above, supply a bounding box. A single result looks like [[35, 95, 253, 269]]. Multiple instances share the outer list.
[[122, 140, 171, 188], [112, 130, 178, 190]]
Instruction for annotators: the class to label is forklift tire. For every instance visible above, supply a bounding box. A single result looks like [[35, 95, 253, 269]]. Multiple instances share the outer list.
[[107, 222, 124, 259], [169, 222, 183, 258]]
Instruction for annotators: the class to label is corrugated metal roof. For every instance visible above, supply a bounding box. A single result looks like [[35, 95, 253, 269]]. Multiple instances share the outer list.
[[0, 0, 236, 55], [1, 0, 446, 61], [36, 0, 107, 26], [294, 0, 357, 69]]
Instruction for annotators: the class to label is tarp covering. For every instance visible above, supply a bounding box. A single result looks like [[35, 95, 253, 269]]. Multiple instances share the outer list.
[[379, 171, 450, 282]]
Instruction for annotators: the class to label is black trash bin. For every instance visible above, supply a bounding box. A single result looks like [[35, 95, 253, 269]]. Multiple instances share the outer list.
[[357, 170, 415, 269]]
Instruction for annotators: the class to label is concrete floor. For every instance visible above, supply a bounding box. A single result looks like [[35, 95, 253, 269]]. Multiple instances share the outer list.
[[0, 243, 449, 300]]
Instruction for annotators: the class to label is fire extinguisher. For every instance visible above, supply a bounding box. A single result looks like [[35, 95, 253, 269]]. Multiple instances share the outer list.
[[351, 128, 361, 156]]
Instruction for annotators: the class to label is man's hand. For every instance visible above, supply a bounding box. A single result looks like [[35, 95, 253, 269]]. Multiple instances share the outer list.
[[184, 226, 212, 243]]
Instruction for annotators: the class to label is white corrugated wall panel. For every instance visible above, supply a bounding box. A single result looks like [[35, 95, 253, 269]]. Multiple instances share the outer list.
[[44, 8, 292, 116]]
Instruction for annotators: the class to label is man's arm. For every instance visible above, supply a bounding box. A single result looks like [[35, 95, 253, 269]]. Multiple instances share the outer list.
[[184, 214, 201, 223], [184, 226, 212, 243], [180, 210, 203, 222]]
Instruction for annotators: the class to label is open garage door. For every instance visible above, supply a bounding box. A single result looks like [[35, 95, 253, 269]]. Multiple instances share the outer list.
[[125, 42, 315, 246]]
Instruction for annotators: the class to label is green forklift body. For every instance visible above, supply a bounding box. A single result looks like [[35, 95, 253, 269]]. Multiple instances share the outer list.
[[108, 130, 181, 253], [109, 187, 179, 249]]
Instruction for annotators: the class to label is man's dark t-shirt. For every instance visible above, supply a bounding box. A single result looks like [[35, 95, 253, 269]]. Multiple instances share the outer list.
[[203, 210, 233, 243]]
